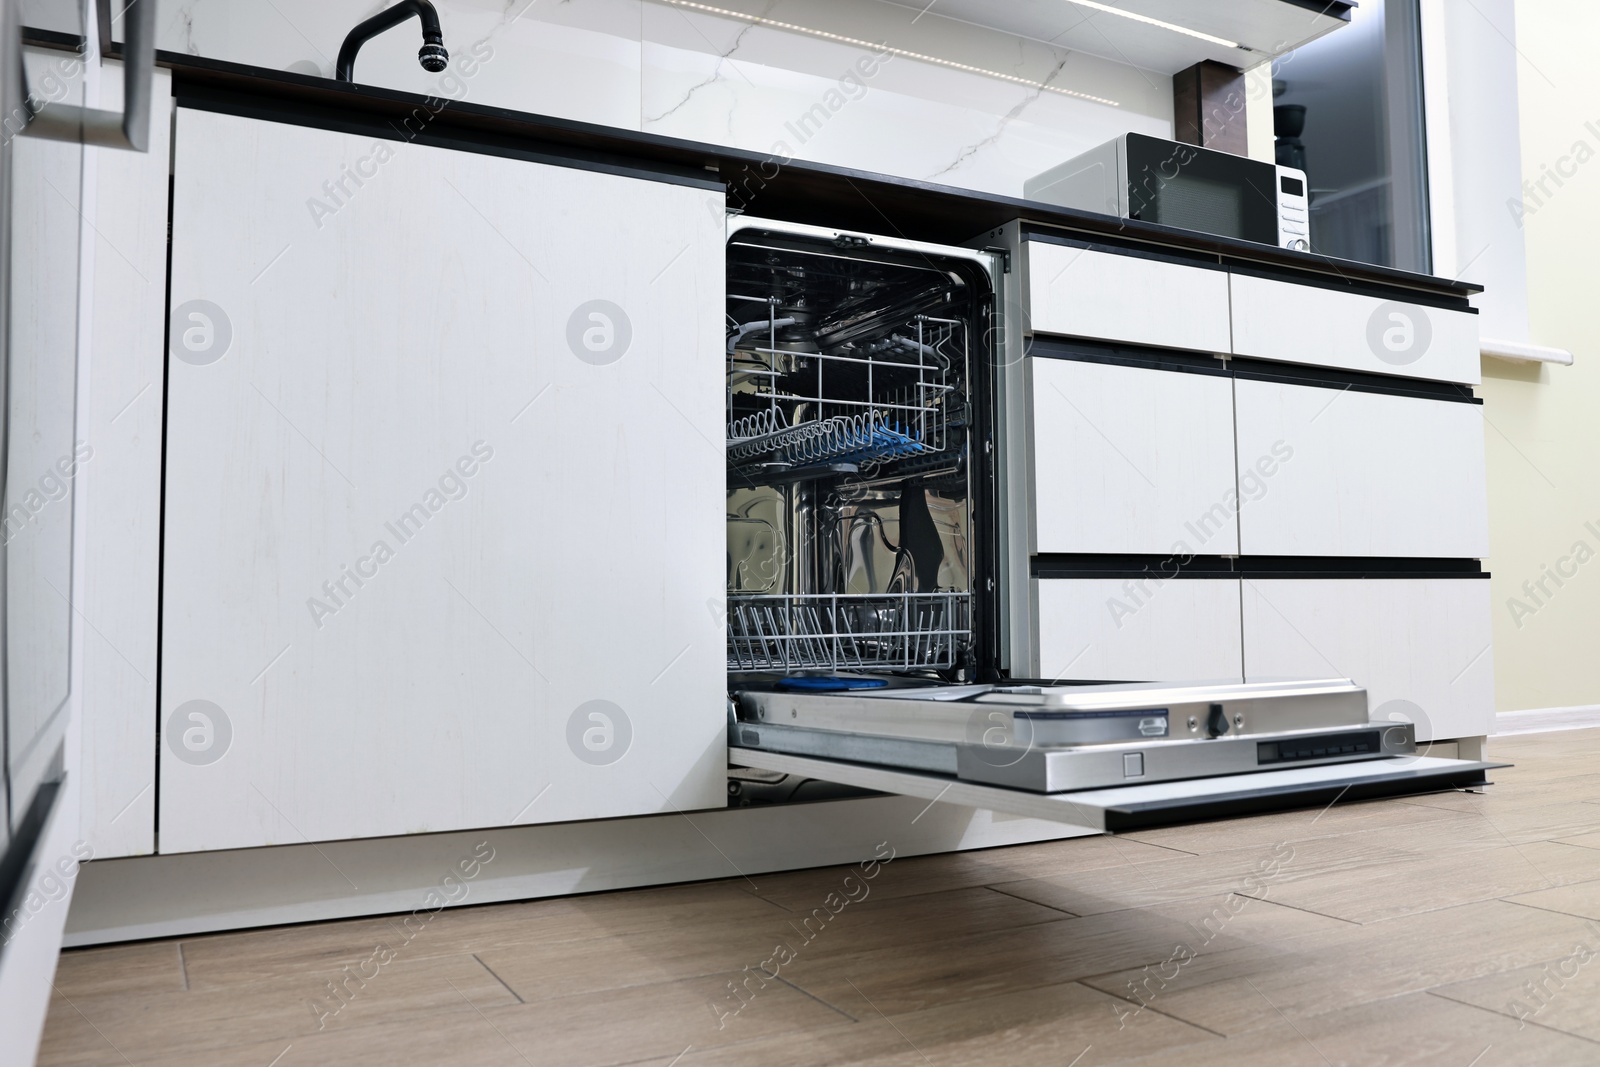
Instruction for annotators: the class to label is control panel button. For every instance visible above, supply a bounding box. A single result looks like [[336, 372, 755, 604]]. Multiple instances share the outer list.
[[1206, 703, 1231, 738]]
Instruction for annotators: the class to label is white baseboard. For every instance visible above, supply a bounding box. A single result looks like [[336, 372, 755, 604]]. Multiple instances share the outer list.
[[1495, 705, 1600, 736], [64, 796, 1089, 946]]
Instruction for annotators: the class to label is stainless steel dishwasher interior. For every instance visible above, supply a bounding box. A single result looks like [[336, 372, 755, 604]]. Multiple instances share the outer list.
[[724, 228, 983, 681]]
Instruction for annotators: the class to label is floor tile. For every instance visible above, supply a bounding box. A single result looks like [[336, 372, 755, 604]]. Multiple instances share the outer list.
[[40, 951, 516, 1063], [51, 940, 187, 998], [1077, 899, 1600, 1036], [1263, 841, 1600, 923], [1432, 944, 1600, 1043], [39, 731, 1600, 1067], [1096, 991, 1600, 1067]]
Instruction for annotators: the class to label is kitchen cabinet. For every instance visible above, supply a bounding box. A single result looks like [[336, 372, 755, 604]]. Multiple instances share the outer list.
[[1036, 578, 1243, 683], [80, 68, 173, 858], [1233, 379, 1489, 558], [160, 109, 727, 853], [1030, 356, 1239, 555], [1241, 579, 1494, 743], [1005, 225, 1492, 724], [1026, 240, 1232, 355], [1230, 273, 1481, 385]]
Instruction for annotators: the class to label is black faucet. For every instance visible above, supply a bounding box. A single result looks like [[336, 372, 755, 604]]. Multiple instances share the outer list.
[[336, 0, 449, 83]]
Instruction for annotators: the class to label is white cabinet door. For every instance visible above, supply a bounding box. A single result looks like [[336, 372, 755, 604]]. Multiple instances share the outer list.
[[161, 110, 726, 853], [1241, 579, 1494, 742], [1036, 579, 1243, 682], [1230, 274, 1480, 385], [1031, 358, 1238, 555], [80, 68, 173, 859], [1233, 380, 1489, 558], [1026, 242, 1231, 354]]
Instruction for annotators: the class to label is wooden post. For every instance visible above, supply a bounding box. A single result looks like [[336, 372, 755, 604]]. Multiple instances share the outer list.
[[1172, 60, 1248, 156]]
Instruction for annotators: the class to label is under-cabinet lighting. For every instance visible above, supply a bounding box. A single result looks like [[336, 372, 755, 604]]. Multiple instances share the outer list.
[[658, 0, 1122, 107], [1062, 0, 1242, 51]]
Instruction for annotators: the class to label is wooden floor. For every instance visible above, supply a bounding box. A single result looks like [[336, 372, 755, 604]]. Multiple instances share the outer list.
[[40, 729, 1600, 1066]]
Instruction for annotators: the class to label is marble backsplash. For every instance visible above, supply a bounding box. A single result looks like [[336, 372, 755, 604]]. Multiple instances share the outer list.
[[142, 0, 1172, 200]]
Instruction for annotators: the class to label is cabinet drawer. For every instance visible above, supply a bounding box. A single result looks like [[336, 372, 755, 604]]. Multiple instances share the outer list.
[[1230, 274, 1480, 384], [1036, 578, 1243, 682], [1027, 242, 1231, 354], [1233, 380, 1489, 558], [1031, 358, 1238, 555], [1241, 579, 1493, 742]]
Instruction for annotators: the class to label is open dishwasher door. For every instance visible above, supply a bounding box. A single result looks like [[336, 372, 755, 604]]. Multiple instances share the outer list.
[[727, 678, 1501, 832]]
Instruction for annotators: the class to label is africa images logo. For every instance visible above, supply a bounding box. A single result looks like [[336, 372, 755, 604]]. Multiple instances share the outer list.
[[166, 700, 233, 766], [566, 700, 632, 766], [566, 300, 632, 366], [1366, 301, 1432, 367]]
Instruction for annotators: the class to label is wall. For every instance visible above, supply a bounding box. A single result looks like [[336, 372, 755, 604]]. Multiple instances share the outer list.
[[1472, 2, 1600, 712], [143, 0, 1171, 200]]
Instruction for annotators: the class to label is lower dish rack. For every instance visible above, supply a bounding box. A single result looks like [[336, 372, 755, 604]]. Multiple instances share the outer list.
[[727, 592, 971, 672]]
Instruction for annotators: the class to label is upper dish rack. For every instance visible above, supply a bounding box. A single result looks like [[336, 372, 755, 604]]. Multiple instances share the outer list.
[[726, 304, 963, 482]]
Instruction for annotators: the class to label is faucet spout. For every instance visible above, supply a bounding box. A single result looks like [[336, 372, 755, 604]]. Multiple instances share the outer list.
[[336, 0, 449, 83]]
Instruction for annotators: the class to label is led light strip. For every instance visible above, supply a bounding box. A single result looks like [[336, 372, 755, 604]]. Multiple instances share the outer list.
[[657, 0, 1122, 107], [1062, 0, 1242, 51]]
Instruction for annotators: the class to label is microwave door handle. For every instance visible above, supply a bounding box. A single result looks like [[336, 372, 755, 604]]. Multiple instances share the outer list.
[[22, 0, 155, 151]]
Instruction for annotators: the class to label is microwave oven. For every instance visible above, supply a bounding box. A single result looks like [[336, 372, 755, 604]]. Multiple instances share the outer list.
[[1024, 133, 1310, 252]]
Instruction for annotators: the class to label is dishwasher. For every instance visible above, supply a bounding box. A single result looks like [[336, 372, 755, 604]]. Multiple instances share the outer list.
[[721, 217, 1496, 830]]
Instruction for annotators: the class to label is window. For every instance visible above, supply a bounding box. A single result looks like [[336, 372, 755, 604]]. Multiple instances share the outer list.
[[1272, 0, 1431, 272]]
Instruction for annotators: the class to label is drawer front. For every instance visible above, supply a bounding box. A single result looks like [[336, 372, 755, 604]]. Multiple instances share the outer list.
[[1027, 242, 1231, 354], [1031, 358, 1239, 555], [1241, 579, 1493, 742], [1233, 380, 1489, 558], [1230, 273, 1480, 385], [1036, 578, 1243, 683]]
